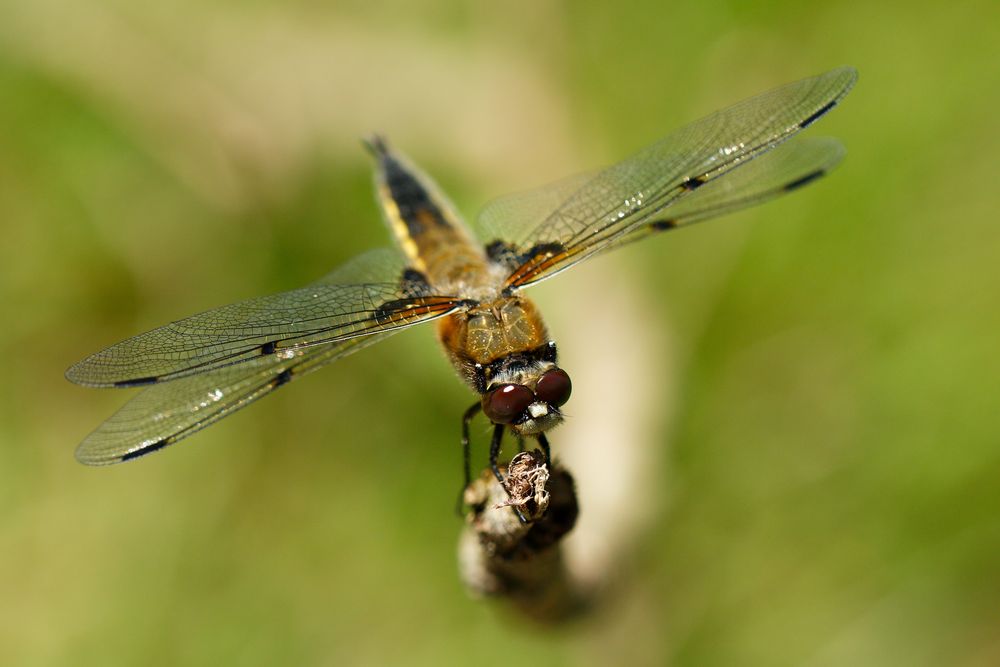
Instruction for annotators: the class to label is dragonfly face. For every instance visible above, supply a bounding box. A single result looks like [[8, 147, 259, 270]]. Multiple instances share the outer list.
[[67, 67, 857, 501]]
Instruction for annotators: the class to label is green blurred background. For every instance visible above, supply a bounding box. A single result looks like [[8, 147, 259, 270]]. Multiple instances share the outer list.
[[2, 0, 999, 665]]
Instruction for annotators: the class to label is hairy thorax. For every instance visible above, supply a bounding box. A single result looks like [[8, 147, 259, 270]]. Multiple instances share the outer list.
[[437, 295, 550, 389]]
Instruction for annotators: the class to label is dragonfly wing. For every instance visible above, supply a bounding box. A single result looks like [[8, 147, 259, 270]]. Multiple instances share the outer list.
[[66, 248, 465, 388], [476, 171, 597, 249], [75, 333, 383, 465], [612, 136, 847, 246], [477, 67, 857, 288]]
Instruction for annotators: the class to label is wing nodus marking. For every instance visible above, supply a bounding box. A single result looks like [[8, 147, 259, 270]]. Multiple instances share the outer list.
[[681, 175, 707, 191], [260, 341, 278, 356]]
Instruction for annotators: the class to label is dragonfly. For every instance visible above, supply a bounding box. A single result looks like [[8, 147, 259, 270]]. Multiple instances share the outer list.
[[67, 67, 857, 510]]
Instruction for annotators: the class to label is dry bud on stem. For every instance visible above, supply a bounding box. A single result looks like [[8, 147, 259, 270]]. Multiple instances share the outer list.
[[458, 450, 584, 622]]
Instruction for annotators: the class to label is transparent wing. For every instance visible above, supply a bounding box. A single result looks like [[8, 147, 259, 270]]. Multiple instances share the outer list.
[[610, 136, 846, 247], [66, 248, 465, 388], [477, 66, 857, 288], [75, 332, 382, 465]]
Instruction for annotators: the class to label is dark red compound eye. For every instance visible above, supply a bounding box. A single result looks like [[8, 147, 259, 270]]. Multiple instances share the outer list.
[[535, 368, 572, 407], [483, 384, 534, 424]]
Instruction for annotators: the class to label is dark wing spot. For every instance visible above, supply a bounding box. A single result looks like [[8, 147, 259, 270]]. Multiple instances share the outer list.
[[800, 100, 837, 129], [523, 242, 565, 261], [121, 438, 169, 461], [114, 376, 159, 388], [681, 176, 707, 191], [260, 341, 277, 356], [273, 369, 293, 388], [400, 268, 431, 295], [649, 219, 678, 232], [501, 241, 569, 294], [486, 239, 518, 264], [373, 298, 408, 324], [784, 169, 826, 192]]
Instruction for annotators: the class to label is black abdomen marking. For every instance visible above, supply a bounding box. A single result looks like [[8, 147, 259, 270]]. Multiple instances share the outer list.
[[381, 154, 451, 235]]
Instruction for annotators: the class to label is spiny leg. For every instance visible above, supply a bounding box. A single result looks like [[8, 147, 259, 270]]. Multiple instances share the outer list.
[[456, 402, 482, 515], [461, 402, 481, 489], [488, 423, 506, 486]]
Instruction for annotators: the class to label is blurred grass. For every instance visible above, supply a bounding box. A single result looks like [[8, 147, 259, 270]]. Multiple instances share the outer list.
[[2, 0, 1000, 665]]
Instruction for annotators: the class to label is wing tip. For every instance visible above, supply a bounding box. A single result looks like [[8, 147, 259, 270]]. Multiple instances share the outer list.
[[64, 360, 92, 387], [798, 66, 859, 130], [827, 65, 859, 102], [74, 445, 118, 466]]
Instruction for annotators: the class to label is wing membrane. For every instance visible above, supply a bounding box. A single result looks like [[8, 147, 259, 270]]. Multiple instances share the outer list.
[[612, 136, 846, 246], [66, 249, 464, 388], [75, 333, 382, 465], [477, 67, 857, 288]]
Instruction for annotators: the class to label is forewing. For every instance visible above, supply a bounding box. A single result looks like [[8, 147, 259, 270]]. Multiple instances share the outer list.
[[477, 67, 857, 288], [66, 248, 464, 388], [75, 333, 381, 465], [477, 171, 597, 244], [612, 136, 846, 246]]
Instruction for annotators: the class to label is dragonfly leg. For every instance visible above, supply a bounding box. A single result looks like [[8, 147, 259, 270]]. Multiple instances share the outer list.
[[456, 402, 482, 516], [461, 402, 481, 488], [488, 423, 505, 485], [536, 432, 551, 466]]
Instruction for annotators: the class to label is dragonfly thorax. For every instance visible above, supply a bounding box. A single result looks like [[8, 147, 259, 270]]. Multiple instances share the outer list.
[[437, 295, 551, 387]]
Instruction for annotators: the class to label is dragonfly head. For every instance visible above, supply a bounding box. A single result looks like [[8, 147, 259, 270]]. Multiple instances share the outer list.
[[482, 367, 572, 435]]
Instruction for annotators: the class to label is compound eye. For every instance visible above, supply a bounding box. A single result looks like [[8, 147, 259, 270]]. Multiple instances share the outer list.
[[484, 384, 534, 424], [535, 368, 572, 407]]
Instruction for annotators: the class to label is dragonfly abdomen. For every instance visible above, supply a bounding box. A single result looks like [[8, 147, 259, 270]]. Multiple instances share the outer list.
[[369, 136, 489, 289]]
